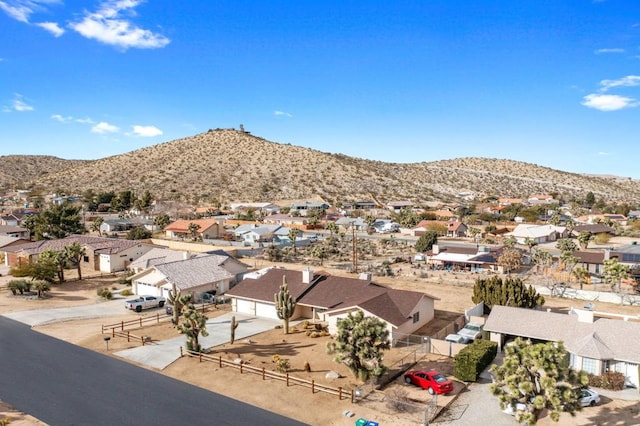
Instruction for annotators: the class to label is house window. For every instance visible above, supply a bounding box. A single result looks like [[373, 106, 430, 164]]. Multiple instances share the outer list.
[[582, 357, 597, 375], [412, 312, 420, 323]]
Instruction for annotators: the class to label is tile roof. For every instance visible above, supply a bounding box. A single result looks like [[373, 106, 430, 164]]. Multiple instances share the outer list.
[[164, 219, 220, 232], [228, 268, 437, 328], [484, 305, 640, 363], [155, 254, 235, 291], [5, 235, 147, 255]]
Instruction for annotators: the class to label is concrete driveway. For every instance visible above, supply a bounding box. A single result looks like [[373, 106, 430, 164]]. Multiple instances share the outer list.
[[2, 298, 131, 326], [114, 312, 279, 370]]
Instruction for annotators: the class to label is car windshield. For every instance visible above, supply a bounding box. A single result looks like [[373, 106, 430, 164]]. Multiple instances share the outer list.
[[433, 374, 447, 383], [465, 324, 481, 331]]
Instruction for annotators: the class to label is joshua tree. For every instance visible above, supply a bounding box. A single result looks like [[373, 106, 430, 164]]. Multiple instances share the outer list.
[[64, 242, 86, 280], [274, 276, 296, 334], [39, 249, 67, 283], [188, 222, 201, 241], [230, 315, 239, 344], [178, 303, 209, 352], [90, 216, 104, 236], [325, 222, 339, 237], [288, 228, 300, 255], [168, 283, 192, 325]]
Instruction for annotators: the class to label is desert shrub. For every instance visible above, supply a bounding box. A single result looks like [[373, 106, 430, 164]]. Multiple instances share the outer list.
[[120, 289, 133, 296], [385, 388, 415, 413], [272, 355, 290, 373], [305, 330, 312, 336], [309, 331, 320, 338], [97, 287, 113, 300], [588, 371, 625, 391], [301, 320, 310, 329], [303, 361, 311, 372]]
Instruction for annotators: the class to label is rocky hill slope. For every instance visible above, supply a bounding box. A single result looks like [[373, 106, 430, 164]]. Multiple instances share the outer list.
[[3, 129, 639, 204]]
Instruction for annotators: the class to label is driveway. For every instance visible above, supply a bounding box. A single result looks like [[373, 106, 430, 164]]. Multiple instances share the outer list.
[[114, 312, 279, 370], [2, 297, 130, 326]]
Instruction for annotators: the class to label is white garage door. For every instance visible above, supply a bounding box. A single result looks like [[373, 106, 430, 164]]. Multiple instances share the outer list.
[[136, 283, 159, 296], [235, 299, 255, 316], [626, 363, 639, 389], [255, 302, 279, 320]]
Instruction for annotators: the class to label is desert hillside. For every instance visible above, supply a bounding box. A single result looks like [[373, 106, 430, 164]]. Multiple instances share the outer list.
[[4, 129, 640, 204]]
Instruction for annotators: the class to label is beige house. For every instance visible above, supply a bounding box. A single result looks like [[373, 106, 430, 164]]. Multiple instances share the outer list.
[[226, 268, 438, 344]]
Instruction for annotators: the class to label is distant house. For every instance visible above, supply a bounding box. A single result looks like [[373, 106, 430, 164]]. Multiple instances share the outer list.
[[164, 218, 223, 240], [425, 243, 506, 272], [386, 201, 413, 212], [446, 221, 468, 238], [0, 225, 30, 239], [484, 305, 640, 390], [229, 202, 280, 216], [263, 214, 308, 227], [572, 224, 616, 237], [335, 217, 368, 231], [3, 235, 155, 273], [526, 194, 556, 205], [233, 224, 282, 244], [627, 210, 640, 220], [130, 253, 249, 299], [227, 268, 439, 343], [289, 201, 330, 217], [0, 213, 21, 227], [506, 224, 567, 244]]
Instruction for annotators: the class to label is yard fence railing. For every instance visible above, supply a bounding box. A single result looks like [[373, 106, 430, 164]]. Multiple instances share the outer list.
[[101, 313, 171, 333], [180, 348, 356, 403], [109, 329, 152, 346]]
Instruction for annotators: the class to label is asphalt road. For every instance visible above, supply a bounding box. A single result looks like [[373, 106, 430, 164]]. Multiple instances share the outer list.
[[0, 317, 305, 426]]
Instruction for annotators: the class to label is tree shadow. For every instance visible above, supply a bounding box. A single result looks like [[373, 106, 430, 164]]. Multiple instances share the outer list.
[[581, 401, 640, 426], [212, 340, 315, 358]]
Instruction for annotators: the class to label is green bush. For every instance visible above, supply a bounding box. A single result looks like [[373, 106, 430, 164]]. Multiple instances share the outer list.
[[120, 288, 133, 296], [97, 287, 113, 300], [588, 371, 625, 390], [454, 339, 497, 382]]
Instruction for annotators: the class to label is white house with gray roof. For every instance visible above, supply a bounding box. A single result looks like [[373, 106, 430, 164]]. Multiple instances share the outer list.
[[129, 253, 249, 300], [505, 224, 567, 244], [484, 305, 640, 390]]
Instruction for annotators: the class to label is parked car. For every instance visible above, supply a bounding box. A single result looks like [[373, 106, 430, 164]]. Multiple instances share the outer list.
[[124, 295, 166, 312], [404, 370, 453, 395], [579, 388, 600, 407], [502, 401, 527, 416], [457, 322, 483, 341], [445, 334, 470, 344]]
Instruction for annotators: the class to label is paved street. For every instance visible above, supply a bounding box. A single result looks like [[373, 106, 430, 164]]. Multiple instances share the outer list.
[[0, 316, 304, 426]]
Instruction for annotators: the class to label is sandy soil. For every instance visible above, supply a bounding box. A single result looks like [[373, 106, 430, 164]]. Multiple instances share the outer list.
[[1, 264, 639, 425]]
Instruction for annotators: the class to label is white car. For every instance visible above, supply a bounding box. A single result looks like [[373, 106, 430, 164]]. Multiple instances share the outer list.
[[580, 388, 600, 407], [445, 334, 470, 344], [502, 401, 527, 416], [457, 322, 483, 341]]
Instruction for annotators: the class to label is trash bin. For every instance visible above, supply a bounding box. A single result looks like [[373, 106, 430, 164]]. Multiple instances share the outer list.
[[355, 418, 368, 426], [366, 422, 379, 426]]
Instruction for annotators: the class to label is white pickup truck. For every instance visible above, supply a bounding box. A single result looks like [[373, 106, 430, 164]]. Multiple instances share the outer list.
[[124, 295, 166, 312]]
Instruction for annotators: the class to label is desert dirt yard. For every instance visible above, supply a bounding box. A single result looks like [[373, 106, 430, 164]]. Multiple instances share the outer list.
[[1, 262, 640, 426]]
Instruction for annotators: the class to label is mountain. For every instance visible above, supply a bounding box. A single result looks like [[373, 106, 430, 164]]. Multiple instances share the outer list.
[[3, 129, 639, 204]]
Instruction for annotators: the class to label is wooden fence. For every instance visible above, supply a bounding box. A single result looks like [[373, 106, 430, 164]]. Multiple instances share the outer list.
[[181, 348, 355, 403], [101, 313, 171, 333], [109, 329, 151, 346]]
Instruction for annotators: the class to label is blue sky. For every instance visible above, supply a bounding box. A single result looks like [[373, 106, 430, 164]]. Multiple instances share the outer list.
[[1, 1, 639, 178]]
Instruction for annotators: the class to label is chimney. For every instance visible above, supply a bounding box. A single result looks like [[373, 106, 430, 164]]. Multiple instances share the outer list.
[[432, 244, 439, 254], [183, 251, 189, 260], [358, 272, 372, 281], [302, 268, 314, 284]]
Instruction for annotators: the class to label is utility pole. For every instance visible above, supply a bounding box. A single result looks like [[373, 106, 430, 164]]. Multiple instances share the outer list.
[[352, 225, 358, 273]]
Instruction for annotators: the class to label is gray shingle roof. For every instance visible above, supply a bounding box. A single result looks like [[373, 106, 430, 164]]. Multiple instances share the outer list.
[[155, 255, 234, 291]]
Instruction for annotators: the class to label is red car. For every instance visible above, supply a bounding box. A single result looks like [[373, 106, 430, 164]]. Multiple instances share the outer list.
[[404, 370, 453, 395]]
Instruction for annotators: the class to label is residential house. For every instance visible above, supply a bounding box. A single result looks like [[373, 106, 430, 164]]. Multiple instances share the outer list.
[[263, 214, 309, 227], [128, 248, 198, 274], [0, 225, 30, 239], [498, 197, 523, 206], [164, 218, 223, 240], [289, 201, 330, 217], [425, 243, 506, 273], [506, 224, 567, 244], [335, 217, 368, 232], [3, 235, 155, 273], [484, 305, 640, 390], [386, 201, 413, 212], [447, 221, 468, 238], [130, 253, 249, 300], [572, 224, 616, 237], [526, 194, 557, 205], [0, 213, 21, 227], [226, 268, 438, 343], [627, 210, 640, 220], [0, 236, 30, 266], [229, 202, 280, 216], [233, 224, 282, 244]]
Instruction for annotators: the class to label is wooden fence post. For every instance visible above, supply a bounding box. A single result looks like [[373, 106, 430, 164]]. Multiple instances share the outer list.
[[219, 356, 222, 368], [286, 373, 289, 387], [240, 364, 243, 374], [338, 387, 342, 400], [351, 389, 354, 404], [311, 380, 315, 394], [180, 346, 183, 357], [199, 352, 202, 362], [262, 368, 265, 380], [121, 320, 124, 331], [139, 317, 142, 327], [127, 331, 130, 342], [112, 328, 115, 338]]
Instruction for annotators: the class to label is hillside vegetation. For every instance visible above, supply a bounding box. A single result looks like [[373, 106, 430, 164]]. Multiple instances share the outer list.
[[3, 129, 639, 204]]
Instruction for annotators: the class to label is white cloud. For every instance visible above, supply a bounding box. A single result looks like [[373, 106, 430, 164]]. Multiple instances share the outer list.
[[582, 94, 638, 111], [594, 48, 624, 54], [274, 110, 293, 118], [597, 151, 610, 156], [91, 121, 119, 133], [132, 124, 162, 137], [36, 21, 64, 36], [6, 93, 34, 112], [69, 0, 170, 50], [599, 75, 640, 92], [0, 0, 60, 23], [75, 117, 95, 124], [51, 113, 72, 122]]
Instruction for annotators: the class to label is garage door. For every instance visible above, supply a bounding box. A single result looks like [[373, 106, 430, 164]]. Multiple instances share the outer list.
[[626, 363, 639, 389], [136, 283, 159, 296], [235, 299, 255, 316], [255, 302, 279, 320]]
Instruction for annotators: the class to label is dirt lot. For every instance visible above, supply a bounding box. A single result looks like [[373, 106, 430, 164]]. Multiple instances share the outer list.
[[1, 263, 639, 425]]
